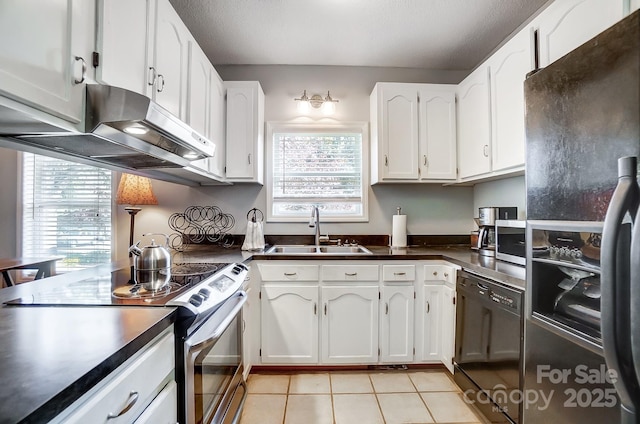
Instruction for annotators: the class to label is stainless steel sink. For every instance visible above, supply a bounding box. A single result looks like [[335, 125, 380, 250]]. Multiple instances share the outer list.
[[264, 245, 372, 255]]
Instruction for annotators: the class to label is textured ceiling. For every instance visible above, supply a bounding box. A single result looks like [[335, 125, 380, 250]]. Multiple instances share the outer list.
[[169, 0, 550, 70]]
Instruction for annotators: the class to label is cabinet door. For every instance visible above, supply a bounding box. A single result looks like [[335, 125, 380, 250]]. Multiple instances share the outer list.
[[379, 84, 420, 180], [440, 285, 456, 374], [0, 0, 92, 123], [538, 0, 624, 67], [186, 41, 210, 138], [418, 87, 457, 180], [489, 28, 532, 172], [261, 285, 319, 364], [152, 0, 189, 118], [416, 284, 443, 362], [380, 285, 414, 363], [631, 0, 640, 13], [457, 66, 492, 179], [208, 71, 226, 178], [226, 82, 264, 182], [133, 380, 177, 424], [95, 0, 150, 94], [321, 286, 379, 364]]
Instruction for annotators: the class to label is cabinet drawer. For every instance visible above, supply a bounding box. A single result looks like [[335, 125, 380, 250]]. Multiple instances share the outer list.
[[322, 265, 379, 281], [62, 331, 175, 424], [258, 264, 319, 281], [423, 265, 455, 284], [134, 380, 177, 424], [382, 264, 415, 281]]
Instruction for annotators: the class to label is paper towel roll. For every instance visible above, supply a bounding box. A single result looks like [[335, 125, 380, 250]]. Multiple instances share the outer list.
[[392, 215, 407, 248]]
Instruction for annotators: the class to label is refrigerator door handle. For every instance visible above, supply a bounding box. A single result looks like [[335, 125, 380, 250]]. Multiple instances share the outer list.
[[601, 156, 640, 422], [631, 181, 640, 414]]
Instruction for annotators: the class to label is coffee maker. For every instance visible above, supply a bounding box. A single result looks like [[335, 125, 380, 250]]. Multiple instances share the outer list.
[[476, 207, 518, 257], [477, 207, 497, 257]]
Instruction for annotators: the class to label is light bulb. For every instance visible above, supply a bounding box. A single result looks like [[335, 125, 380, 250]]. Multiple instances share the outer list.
[[322, 101, 336, 116], [297, 100, 311, 114]]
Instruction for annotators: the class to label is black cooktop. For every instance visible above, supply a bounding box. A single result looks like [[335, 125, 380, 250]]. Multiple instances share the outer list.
[[5, 263, 227, 307]]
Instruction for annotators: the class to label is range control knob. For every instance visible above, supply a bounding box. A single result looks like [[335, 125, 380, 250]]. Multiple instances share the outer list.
[[198, 288, 210, 300], [189, 294, 204, 307]]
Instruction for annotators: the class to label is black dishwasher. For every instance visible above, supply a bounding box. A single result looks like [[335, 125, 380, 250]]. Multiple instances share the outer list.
[[454, 270, 524, 424]]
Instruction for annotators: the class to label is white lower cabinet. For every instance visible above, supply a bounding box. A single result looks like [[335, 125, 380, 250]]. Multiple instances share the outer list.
[[133, 380, 177, 424], [52, 327, 176, 423], [255, 260, 457, 369], [261, 284, 319, 364], [321, 285, 379, 364], [416, 283, 444, 363], [441, 285, 456, 374], [380, 284, 415, 363]]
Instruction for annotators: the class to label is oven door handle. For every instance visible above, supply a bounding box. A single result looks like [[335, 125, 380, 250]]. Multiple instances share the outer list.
[[185, 291, 247, 352]]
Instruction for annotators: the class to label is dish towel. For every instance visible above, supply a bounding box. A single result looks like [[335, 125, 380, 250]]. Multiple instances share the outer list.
[[242, 220, 265, 251]]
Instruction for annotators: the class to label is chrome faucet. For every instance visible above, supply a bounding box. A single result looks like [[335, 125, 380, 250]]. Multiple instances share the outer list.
[[309, 205, 328, 246]]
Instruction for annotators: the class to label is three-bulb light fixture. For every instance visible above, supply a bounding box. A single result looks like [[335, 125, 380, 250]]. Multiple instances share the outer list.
[[295, 90, 339, 115]]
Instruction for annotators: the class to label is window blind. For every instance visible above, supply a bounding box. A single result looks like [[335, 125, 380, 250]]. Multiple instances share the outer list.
[[22, 153, 112, 272], [272, 132, 363, 217]]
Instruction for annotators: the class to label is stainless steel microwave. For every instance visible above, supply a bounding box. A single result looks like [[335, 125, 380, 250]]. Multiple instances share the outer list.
[[495, 220, 526, 265]]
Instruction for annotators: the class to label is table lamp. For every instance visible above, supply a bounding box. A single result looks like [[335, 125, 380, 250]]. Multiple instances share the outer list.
[[116, 174, 158, 255]]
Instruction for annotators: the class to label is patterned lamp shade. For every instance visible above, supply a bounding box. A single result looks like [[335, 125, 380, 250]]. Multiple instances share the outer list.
[[116, 174, 158, 206]]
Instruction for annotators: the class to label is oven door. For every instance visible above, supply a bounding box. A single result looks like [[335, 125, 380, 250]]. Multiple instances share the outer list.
[[184, 290, 247, 424]]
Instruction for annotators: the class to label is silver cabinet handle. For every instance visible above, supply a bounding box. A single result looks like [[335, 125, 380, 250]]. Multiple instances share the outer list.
[[426, 301, 430, 314], [444, 272, 449, 278], [324, 304, 327, 315], [314, 303, 317, 315], [148, 67, 157, 86], [248, 153, 252, 165], [107, 391, 139, 419], [394, 272, 406, 276], [385, 303, 389, 315], [384, 155, 388, 166], [283, 272, 297, 276], [156, 74, 165, 92], [433, 271, 438, 276], [73, 56, 86, 84], [423, 155, 427, 166], [345, 272, 358, 276], [483, 144, 489, 157]]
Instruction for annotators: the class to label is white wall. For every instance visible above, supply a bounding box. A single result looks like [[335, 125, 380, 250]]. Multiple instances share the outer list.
[[472, 176, 526, 220]]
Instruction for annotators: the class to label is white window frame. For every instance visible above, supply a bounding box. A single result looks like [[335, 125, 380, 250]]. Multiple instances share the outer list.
[[266, 121, 369, 223]]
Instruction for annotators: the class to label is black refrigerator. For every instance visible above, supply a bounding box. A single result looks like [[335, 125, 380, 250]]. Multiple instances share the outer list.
[[524, 9, 640, 424]]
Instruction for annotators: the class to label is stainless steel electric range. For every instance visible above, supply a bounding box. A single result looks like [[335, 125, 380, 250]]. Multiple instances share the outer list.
[[5, 261, 249, 424]]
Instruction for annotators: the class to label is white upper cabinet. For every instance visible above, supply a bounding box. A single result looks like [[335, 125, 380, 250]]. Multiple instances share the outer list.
[[186, 41, 210, 138], [371, 83, 420, 181], [207, 71, 226, 178], [0, 0, 94, 124], [95, 0, 150, 94], [225, 81, 265, 183], [488, 28, 533, 172], [457, 66, 492, 180], [370, 83, 457, 183], [537, 0, 625, 67], [419, 87, 457, 180], [150, 0, 190, 119], [97, 0, 190, 120]]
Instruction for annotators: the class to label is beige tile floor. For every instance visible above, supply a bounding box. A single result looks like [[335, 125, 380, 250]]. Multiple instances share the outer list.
[[240, 369, 486, 424]]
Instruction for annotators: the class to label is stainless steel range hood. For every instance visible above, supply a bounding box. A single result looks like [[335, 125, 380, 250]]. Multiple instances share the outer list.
[[0, 85, 227, 186]]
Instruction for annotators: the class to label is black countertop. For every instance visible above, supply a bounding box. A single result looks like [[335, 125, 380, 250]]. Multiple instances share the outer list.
[[0, 244, 523, 423], [0, 306, 176, 424]]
